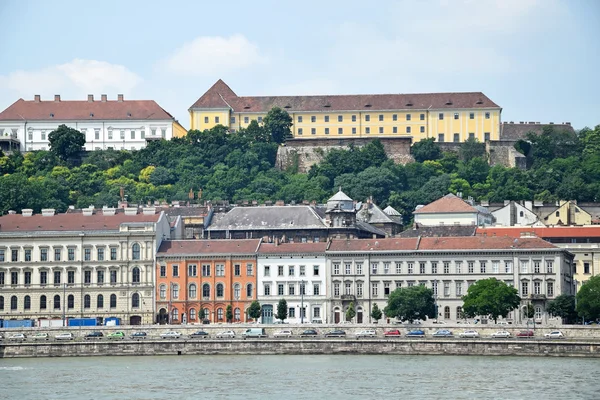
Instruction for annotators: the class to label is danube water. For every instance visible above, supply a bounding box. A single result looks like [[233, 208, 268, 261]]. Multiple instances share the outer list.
[[1, 355, 598, 400]]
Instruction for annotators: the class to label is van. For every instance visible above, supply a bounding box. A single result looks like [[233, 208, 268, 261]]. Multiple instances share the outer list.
[[242, 328, 267, 339]]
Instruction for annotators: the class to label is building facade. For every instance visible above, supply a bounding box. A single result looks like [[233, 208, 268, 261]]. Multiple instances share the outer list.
[[0, 207, 170, 326], [414, 193, 494, 227], [0, 94, 187, 153], [257, 243, 328, 324], [189, 80, 502, 143], [155, 240, 261, 324]]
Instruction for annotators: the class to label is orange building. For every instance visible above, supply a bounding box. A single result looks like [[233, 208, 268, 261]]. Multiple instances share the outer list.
[[155, 239, 261, 324]]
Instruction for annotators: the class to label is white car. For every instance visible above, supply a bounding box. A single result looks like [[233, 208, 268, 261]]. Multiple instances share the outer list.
[[216, 330, 236, 338], [9, 333, 27, 341], [160, 331, 182, 339], [355, 329, 377, 338], [491, 330, 511, 338], [31, 332, 50, 341], [55, 333, 74, 341], [544, 331, 565, 339], [273, 330, 293, 338], [458, 330, 480, 338]]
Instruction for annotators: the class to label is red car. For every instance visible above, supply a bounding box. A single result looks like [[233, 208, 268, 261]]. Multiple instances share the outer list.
[[516, 330, 534, 337], [384, 329, 402, 337]]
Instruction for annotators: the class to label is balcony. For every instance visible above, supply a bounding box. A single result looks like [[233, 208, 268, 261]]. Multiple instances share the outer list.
[[341, 294, 356, 301], [529, 294, 547, 300]]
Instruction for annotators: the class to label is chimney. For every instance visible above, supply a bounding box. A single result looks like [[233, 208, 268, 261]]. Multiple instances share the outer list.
[[34, 95, 41, 102], [118, 94, 124, 102], [54, 95, 61, 102], [22, 209, 33, 217], [565, 122, 571, 126], [101, 94, 107, 102], [88, 94, 94, 102]]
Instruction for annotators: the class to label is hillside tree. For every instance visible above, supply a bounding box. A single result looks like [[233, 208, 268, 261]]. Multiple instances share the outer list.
[[48, 124, 86, 163]]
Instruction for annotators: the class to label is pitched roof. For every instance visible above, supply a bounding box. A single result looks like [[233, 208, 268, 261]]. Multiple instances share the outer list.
[[258, 242, 328, 254], [476, 226, 600, 238], [157, 239, 261, 255], [207, 206, 326, 231], [328, 190, 353, 202], [418, 236, 555, 250], [357, 202, 397, 224], [383, 205, 401, 216], [398, 225, 477, 238], [500, 122, 575, 141], [328, 238, 419, 252], [414, 194, 479, 214], [189, 80, 500, 112], [0, 97, 177, 121]]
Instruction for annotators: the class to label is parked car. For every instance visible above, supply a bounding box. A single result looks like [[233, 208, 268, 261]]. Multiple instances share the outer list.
[[84, 331, 104, 340], [458, 330, 480, 338], [491, 330, 511, 339], [544, 331, 564, 339], [107, 331, 125, 340], [324, 329, 346, 338], [432, 329, 454, 337], [130, 331, 147, 340], [31, 332, 49, 341], [189, 330, 210, 339], [516, 330, 535, 338], [432, 320, 447, 324], [273, 330, 294, 338], [456, 321, 471, 325], [384, 329, 402, 337], [406, 330, 426, 337], [160, 331, 182, 339], [355, 329, 377, 338], [8, 333, 27, 341], [215, 330, 236, 339], [242, 328, 267, 338], [55, 333, 74, 341], [496, 321, 509, 325], [299, 329, 319, 337]]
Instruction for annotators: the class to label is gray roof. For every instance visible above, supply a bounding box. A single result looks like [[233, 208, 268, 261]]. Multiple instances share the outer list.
[[328, 190, 353, 202], [357, 202, 397, 224], [356, 221, 388, 237], [207, 206, 326, 231], [398, 225, 477, 238], [383, 206, 401, 216], [157, 206, 209, 217]]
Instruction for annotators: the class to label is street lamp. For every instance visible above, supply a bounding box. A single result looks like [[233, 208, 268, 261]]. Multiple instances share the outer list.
[[300, 280, 305, 324]]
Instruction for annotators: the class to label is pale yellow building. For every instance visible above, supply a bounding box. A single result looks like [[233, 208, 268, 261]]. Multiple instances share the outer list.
[[189, 80, 502, 143]]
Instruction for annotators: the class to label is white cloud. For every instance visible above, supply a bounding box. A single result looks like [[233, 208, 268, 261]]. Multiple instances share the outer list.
[[0, 59, 142, 104], [162, 34, 268, 76]]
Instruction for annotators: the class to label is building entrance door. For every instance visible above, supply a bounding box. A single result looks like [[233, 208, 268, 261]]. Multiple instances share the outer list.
[[357, 309, 363, 324], [262, 305, 273, 324], [334, 309, 340, 324]]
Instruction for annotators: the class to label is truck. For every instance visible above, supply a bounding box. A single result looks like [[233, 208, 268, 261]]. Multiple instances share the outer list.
[[68, 318, 98, 327], [2, 319, 35, 329], [104, 317, 121, 326], [242, 328, 267, 338]]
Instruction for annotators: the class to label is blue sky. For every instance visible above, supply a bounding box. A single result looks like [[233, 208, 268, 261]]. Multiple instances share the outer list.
[[0, 0, 598, 130]]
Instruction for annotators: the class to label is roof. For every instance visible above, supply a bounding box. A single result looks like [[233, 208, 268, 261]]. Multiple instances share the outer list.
[[476, 226, 600, 238], [207, 206, 326, 231], [258, 242, 328, 255], [328, 190, 353, 202], [157, 239, 261, 255], [190, 79, 500, 112], [383, 206, 401, 216], [414, 194, 479, 214], [398, 225, 477, 238], [357, 202, 398, 225], [0, 212, 161, 233], [499, 122, 575, 141], [328, 238, 419, 252], [0, 97, 177, 121], [156, 206, 210, 218]]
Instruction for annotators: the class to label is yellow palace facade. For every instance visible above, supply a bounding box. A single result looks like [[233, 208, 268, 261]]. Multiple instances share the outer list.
[[189, 80, 502, 143]]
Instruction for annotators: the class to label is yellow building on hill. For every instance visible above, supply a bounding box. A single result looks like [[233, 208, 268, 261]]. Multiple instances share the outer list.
[[189, 80, 502, 143]]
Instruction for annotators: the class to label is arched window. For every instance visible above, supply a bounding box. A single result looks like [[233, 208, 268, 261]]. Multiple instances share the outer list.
[[172, 284, 179, 299], [0, 296, 4, 310], [535, 306, 542, 320], [216, 283, 224, 297], [172, 308, 179, 321], [203, 308, 210, 320], [202, 283, 210, 298], [110, 294, 117, 308], [84, 295, 91, 309], [217, 308, 224, 321], [519, 211, 524, 217], [189, 308, 196, 320], [40, 295, 47, 310], [234, 284, 241, 300], [11, 295, 18, 310], [189, 284, 197, 299], [68, 294, 74, 309], [159, 284, 166, 299], [246, 283, 253, 298], [132, 243, 141, 260], [132, 293, 140, 308], [97, 294, 104, 308], [24, 295, 31, 310], [234, 307, 241, 321], [132, 267, 140, 283], [53, 295, 61, 309], [444, 306, 450, 319], [456, 306, 463, 319]]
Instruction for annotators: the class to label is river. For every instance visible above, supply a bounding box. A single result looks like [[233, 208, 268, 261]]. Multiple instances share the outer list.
[[0, 355, 597, 400]]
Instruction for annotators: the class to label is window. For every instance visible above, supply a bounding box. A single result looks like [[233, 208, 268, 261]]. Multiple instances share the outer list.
[[325, 128, 329, 135], [231, 116, 236, 124], [234, 308, 241, 321], [454, 113, 459, 120], [384, 282, 391, 296], [0, 249, 4, 262], [438, 133, 444, 142], [492, 261, 499, 274], [371, 262, 378, 274], [505, 261, 512, 273], [406, 126, 411, 133], [533, 261, 540, 273], [25, 271, 31, 286], [40, 295, 47, 309], [130, 130, 136, 140], [132, 243, 141, 260], [278, 283, 284, 296], [247, 263, 253, 276], [431, 262, 438, 274], [455, 262, 462, 274], [480, 262, 486, 274], [216, 264, 225, 276], [203, 283, 210, 298], [584, 262, 590, 274], [453, 133, 460, 142], [333, 263, 340, 275], [204, 116, 209, 123], [278, 265, 284, 276], [456, 282, 463, 296], [110, 270, 117, 284], [338, 127, 343, 135], [418, 126, 424, 134], [356, 263, 362, 275], [469, 112, 475, 119], [371, 282, 378, 297], [439, 113, 444, 120], [469, 132, 475, 140], [444, 262, 450, 274], [376, 114, 382, 122], [97, 270, 104, 284], [547, 282, 554, 297], [84, 270, 91, 284], [394, 262, 402, 274], [110, 247, 117, 261], [216, 308, 223, 321], [159, 284, 166, 299], [298, 116, 303, 123], [97, 294, 104, 308], [311, 128, 316, 135], [407, 262, 414, 274], [108, 130, 113, 140], [110, 294, 117, 308], [468, 262, 474, 273], [334, 283, 340, 297], [52, 270, 60, 285], [484, 132, 490, 141], [264, 265, 270, 277], [313, 283, 320, 296], [120, 130, 125, 140], [419, 262, 426, 274], [202, 264, 211, 277], [67, 271, 74, 284], [215, 116, 220, 123], [418, 113, 424, 121], [0, 271, 4, 285], [244, 116, 249, 124], [311, 116, 316, 123], [172, 264, 179, 277], [379, 127, 384, 134], [324, 115, 330, 122], [393, 127, 397, 133], [172, 308, 179, 321], [365, 115, 370, 122], [264, 283, 271, 296], [546, 261, 553, 274], [299, 265, 306, 276], [140, 130, 145, 139], [234, 264, 241, 276], [357, 282, 363, 297], [10, 249, 18, 262], [365, 127, 370, 134], [11, 295, 17, 310], [444, 282, 450, 297], [521, 281, 529, 296], [485, 112, 490, 119], [247, 283, 253, 298], [312, 265, 319, 276], [185, 283, 196, 299], [300, 282, 306, 296], [520, 261, 528, 273], [352, 115, 357, 122], [189, 308, 197, 320], [217, 283, 224, 297], [432, 281, 438, 296], [187, 264, 197, 277], [288, 265, 295, 276], [53, 248, 61, 261], [534, 281, 541, 295], [24, 249, 31, 261], [11, 271, 18, 285], [66, 248, 75, 261], [132, 267, 140, 283], [171, 284, 179, 299], [298, 128, 303, 135]]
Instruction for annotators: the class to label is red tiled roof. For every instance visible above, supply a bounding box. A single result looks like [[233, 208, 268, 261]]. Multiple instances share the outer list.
[[418, 236, 556, 250], [477, 226, 600, 238], [258, 242, 328, 254], [189, 79, 500, 112], [414, 194, 479, 214], [0, 212, 160, 232], [328, 238, 419, 252], [157, 239, 261, 255], [0, 98, 177, 121]]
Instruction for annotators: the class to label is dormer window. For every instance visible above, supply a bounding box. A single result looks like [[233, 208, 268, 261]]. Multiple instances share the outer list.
[[284, 104, 291, 109], [445, 100, 453, 105], [364, 104, 372, 108], [50, 113, 54, 118], [323, 104, 331, 108], [476, 99, 483, 104], [405, 101, 413, 106], [90, 113, 94, 117], [127, 112, 132, 117], [244, 105, 251, 109]]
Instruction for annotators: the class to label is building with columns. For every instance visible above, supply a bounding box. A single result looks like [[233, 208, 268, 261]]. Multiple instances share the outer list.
[[0, 207, 170, 326]]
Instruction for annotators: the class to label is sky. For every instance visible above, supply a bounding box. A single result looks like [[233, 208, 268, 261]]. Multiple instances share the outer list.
[[0, 0, 599, 130]]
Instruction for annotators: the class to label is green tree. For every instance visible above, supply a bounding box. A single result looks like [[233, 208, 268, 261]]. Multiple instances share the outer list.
[[48, 124, 86, 163], [461, 278, 521, 323], [371, 303, 382, 323], [384, 286, 436, 323], [346, 302, 356, 322], [458, 137, 486, 161], [226, 304, 233, 323], [576, 275, 600, 321], [263, 107, 293, 144], [276, 298, 288, 323], [411, 138, 442, 163], [248, 300, 262, 323], [546, 294, 577, 324], [525, 303, 535, 319]]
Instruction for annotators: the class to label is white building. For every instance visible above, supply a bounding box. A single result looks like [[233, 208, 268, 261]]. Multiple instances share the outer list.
[[491, 201, 544, 226], [0, 94, 187, 152], [414, 193, 494, 227], [257, 242, 328, 324], [0, 207, 171, 326]]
